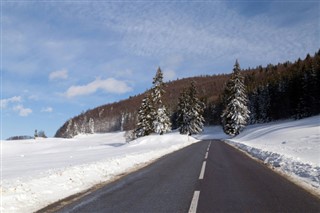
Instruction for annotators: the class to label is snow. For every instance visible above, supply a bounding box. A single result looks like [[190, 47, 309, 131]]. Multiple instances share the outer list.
[[1, 131, 199, 213], [198, 115, 320, 194], [1, 116, 319, 212]]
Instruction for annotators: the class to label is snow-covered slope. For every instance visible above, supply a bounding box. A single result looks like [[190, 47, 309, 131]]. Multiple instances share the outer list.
[[1, 131, 199, 213], [230, 116, 319, 166]]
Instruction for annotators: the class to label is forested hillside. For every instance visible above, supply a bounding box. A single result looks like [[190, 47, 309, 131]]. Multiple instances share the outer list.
[[55, 51, 320, 138]]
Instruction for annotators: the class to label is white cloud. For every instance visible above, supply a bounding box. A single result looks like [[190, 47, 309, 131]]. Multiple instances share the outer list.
[[49, 69, 68, 80], [65, 78, 132, 98], [41, 107, 53, 113], [13, 105, 32, 117], [0, 96, 22, 108]]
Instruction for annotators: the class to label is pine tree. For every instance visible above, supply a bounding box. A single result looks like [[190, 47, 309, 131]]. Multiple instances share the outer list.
[[135, 95, 154, 137], [153, 106, 171, 135], [221, 60, 250, 136], [176, 89, 190, 134], [135, 67, 171, 137], [176, 81, 205, 135], [150, 67, 171, 134], [151, 67, 165, 107]]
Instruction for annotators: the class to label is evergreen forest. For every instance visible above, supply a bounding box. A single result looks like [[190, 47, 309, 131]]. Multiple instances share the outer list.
[[55, 50, 320, 138]]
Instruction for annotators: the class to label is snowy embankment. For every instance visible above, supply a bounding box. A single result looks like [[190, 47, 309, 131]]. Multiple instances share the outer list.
[[1, 131, 199, 213], [199, 116, 320, 195]]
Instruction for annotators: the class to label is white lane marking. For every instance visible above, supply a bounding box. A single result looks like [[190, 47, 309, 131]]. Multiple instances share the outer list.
[[208, 141, 212, 150], [188, 191, 200, 213], [205, 151, 208, 160], [199, 161, 207, 180]]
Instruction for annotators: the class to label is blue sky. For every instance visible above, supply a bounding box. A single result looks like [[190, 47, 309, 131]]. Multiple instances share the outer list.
[[1, 0, 319, 139]]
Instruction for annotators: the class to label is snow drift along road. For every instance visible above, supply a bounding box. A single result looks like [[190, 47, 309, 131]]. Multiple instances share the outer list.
[[1, 132, 199, 213]]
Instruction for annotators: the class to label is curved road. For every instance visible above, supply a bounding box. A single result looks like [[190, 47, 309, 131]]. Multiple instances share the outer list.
[[40, 140, 320, 213]]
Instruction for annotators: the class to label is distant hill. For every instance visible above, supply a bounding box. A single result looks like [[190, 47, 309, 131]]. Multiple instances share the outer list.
[[7, 136, 34, 140], [55, 50, 320, 138], [55, 74, 230, 138]]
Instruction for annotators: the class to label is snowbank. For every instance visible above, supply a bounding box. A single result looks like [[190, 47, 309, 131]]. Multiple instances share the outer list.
[[226, 116, 320, 193], [1, 131, 199, 213], [199, 116, 320, 194]]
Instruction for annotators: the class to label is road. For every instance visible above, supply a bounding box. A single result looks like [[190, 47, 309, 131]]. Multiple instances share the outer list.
[[43, 140, 320, 213]]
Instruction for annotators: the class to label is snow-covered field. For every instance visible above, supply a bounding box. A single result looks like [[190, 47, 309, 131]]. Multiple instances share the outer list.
[[1, 115, 319, 212], [1, 132, 199, 213]]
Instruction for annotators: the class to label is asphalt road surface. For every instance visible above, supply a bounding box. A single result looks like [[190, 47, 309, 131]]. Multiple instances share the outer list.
[[44, 140, 319, 213]]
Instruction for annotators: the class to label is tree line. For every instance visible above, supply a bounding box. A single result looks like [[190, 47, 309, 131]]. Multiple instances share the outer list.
[[247, 53, 320, 123], [55, 50, 320, 138], [134, 50, 320, 138], [134, 61, 249, 138]]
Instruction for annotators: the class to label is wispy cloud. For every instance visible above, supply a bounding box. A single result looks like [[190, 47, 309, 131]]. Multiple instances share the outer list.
[[117, 2, 316, 64], [64, 78, 132, 98], [4, 1, 318, 79], [49, 69, 68, 80], [13, 105, 32, 117], [41, 107, 53, 113], [90, 2, 317, 65], [0, 96, 22, 108], [1, 96, 32, 116]]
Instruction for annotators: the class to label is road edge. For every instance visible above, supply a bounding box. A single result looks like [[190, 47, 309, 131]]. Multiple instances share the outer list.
[[35, 141, 201, 213], [223, 140, 320, 199]]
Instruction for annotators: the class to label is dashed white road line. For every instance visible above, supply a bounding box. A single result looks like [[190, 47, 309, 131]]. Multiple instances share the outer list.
[[189, 142, 212, 213], [205, 151, 208, 160], [188, 190, 200, 213], [199, 161, 207, 180], [207, 142, 211, 152]]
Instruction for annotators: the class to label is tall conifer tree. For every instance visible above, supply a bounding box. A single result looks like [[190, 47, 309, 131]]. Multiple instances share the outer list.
[[177, 81, 205, 135], [151, 67, 171, 134], [135, 67, 171, 137], [221, 60, 250, 136], [135, 94, 154, 137]]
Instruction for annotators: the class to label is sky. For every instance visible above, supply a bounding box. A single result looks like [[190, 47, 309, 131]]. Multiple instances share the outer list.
[[1, 0, 319, 139]]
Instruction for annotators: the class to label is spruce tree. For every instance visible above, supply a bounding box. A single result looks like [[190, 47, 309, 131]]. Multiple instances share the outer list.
[[176, 89, 190, 134], [188, 81, 205, 134], [135, 67, 171, 137], [151, 67, 165, 107], [154, 106, 171, 135], [151, 67, 171, 134], [135, 95, 154, 137], [177, 81, 205, 135], [221, 60, 250, 136]]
